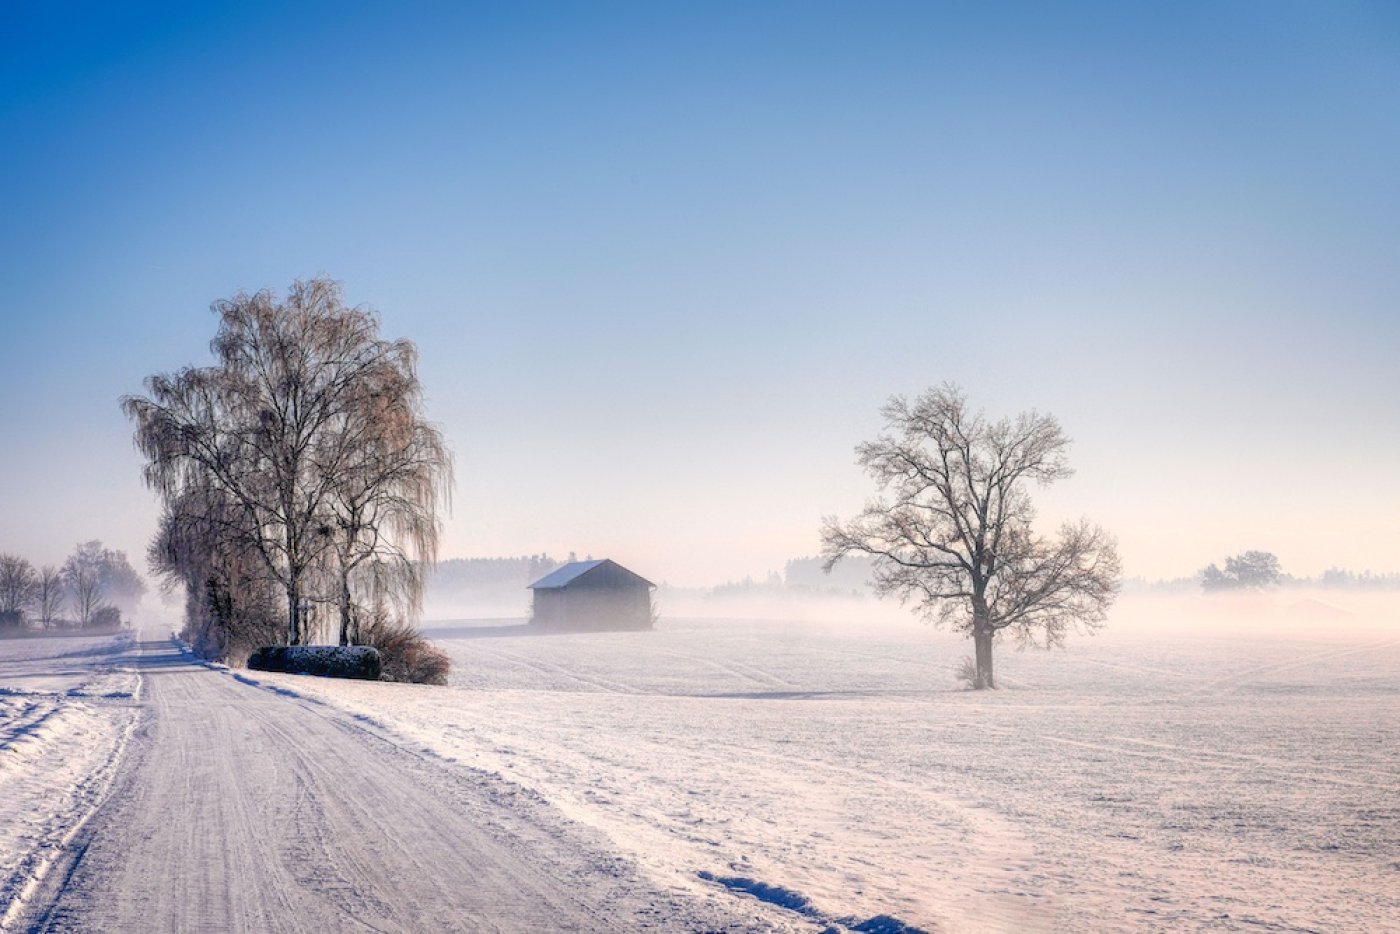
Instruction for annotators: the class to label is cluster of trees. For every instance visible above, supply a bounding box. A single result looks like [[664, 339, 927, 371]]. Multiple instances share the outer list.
[[0, 542, 145, 630], [1199, 551, 1283, 592], [1194, 554, 1400, 593], [123, 279, 452, 662]]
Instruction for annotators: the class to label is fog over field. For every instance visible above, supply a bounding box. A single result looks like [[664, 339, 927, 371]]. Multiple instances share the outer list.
[[232, 593, 1399, 932]]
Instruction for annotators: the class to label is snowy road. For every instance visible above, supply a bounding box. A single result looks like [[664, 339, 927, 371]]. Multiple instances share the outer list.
[[13, 635, 760, 933]]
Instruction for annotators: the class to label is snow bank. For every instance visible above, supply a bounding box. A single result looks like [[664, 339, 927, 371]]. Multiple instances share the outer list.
[[0, 634, 139, 924], [246, 645, 382, 680]]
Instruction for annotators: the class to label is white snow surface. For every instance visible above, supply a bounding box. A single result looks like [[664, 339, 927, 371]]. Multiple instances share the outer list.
[[0, 633, 139, 924], [10, 633, 767, 932], [247, 595, 1400, 933]]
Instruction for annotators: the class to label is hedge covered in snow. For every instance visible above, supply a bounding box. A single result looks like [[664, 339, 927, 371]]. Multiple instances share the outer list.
[[247, 645, 382, 680]]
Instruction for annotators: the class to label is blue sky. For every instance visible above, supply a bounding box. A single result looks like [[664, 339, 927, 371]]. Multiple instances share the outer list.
[[2, 2, 1398, 585]]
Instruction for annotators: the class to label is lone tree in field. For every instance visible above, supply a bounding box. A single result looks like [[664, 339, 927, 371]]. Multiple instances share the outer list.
[[124, 278, 452, 646], [822, 384, 1120, 689]]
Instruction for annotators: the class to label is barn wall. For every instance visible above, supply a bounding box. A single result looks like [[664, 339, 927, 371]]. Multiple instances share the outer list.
[[530, 584, 652, 631]]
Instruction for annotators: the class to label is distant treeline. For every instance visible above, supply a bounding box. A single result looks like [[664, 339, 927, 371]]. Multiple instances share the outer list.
[[420, 551, 873, 602], [430, 554, 1400, 603], [0, 541, 145, 631], [1124, 569, 1400, 594], [434, 554, 560, 588], [429, 553, 584, 601], [425, 554, 880, 603], [705, 556, 879, 599]]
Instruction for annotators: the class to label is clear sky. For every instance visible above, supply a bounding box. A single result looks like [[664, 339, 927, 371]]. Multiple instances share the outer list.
[[2, 1, 1398, 587]]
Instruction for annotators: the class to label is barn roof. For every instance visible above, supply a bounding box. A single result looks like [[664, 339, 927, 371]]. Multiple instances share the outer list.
[[528, 559, 654, 590]]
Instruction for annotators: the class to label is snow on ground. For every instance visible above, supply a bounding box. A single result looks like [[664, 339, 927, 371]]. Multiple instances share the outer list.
[[0, 632, 140, 925], [245, 595, 1400, 933]]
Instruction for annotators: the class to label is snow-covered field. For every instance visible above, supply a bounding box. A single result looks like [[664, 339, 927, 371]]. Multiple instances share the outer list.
[[0, 633, 139, 925], [216, 596, 1400, 931]]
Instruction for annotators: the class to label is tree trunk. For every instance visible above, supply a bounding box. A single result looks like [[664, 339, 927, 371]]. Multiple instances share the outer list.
[[973, 628, 995, 689], [969, 594, 996, 690], [284, 518, 301, 644], [338, 575, 352, 646], [286, 575, 300, 646]]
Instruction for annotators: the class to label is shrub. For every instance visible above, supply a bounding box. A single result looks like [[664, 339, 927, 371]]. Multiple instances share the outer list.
[[955, 656, 978, 690], [0, 609, 23, 630], [357, 615, 451, 685], [247, 645, 382, 680]]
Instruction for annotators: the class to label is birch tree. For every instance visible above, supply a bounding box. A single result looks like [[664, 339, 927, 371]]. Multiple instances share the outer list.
[[148, 486, 283, 658], [124, 278, 451, 646], [324, 372, 451, 645], [822, 384, 1120, 689]]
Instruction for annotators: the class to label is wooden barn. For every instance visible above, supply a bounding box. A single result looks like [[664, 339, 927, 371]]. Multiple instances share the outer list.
[[527, 559, 655, 631]]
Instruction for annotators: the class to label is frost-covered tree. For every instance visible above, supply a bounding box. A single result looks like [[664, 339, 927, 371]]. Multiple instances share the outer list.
[[822, 384, 1120, 689], [124, 278, 452, 647], [324, 341, 451, 645], [148, 485, 284, 659]]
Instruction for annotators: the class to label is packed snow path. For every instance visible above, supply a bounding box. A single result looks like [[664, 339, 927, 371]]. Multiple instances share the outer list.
[[17, 636, 759, 933]]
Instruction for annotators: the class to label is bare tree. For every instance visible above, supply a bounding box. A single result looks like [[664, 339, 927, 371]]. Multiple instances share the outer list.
[[0, 554, 37, 622], [325, 362, 452, 645], [59, 542, 140, 628], [36, 565, 64, 627], [822, 384, 1120, 689], [63, 542, 107, 627], [124, 278, 453, 647]]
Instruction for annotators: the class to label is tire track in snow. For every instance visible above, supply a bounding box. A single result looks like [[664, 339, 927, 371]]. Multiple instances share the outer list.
[[653, 650, 799, 692], [969, 720, 1394, 793], [1183, 637, 1400, 698], [462, 643, 643, 694], [446, 694, 1052, 933]]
